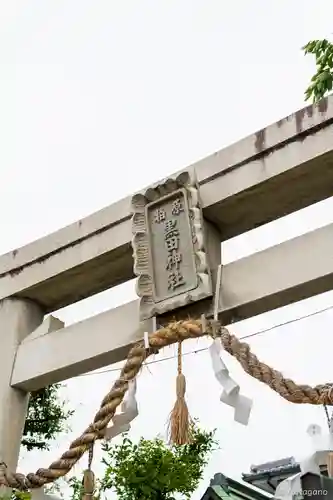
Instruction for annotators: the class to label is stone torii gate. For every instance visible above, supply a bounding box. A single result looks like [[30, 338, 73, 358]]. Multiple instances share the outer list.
[[1, 96, 333, 483]]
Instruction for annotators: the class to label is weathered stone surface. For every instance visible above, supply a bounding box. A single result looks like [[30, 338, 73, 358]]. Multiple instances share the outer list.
[[131, 171, 212, 320]]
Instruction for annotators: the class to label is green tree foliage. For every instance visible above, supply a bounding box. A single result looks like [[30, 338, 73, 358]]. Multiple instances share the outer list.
[[303, 39, 333, 102], [98, 424, 216, 500], [22, 384, 73, 451]]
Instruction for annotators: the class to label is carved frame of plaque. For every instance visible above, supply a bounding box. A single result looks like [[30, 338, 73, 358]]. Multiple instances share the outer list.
[[131, 171, 212, 321]]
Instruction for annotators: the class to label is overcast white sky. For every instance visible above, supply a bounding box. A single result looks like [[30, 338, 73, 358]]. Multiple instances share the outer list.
[[2, 1, 333, 499]]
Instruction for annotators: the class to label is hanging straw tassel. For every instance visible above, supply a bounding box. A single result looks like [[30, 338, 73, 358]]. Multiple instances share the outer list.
[[324, 402, 333, 477], [168, 341, 191, 445], [81, 443, 95, 500]]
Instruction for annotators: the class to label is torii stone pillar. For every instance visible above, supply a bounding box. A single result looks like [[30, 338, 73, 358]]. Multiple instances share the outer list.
[[0, 298, 43, 472]]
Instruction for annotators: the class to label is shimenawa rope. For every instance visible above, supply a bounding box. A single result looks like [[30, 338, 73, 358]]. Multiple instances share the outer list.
[[1, 319, 333, 491]]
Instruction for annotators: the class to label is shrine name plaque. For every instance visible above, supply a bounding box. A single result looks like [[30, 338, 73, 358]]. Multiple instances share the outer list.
[[131, 171, 212, 321]]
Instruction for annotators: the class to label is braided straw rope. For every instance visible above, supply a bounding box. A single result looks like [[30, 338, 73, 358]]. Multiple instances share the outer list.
[[1, 318, 333, 491]]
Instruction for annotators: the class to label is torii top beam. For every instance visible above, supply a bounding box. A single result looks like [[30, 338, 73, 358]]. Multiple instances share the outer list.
[[0, 97, 332, 313]]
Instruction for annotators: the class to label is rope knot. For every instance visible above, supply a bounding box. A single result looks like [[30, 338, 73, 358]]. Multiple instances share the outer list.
[[318, 385, 333, 405], [176, 373, 186, 399]]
